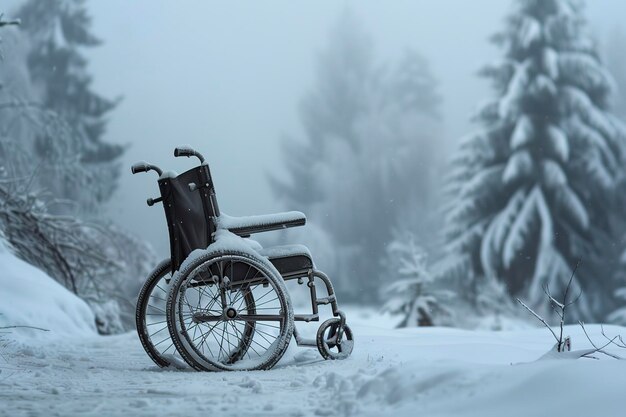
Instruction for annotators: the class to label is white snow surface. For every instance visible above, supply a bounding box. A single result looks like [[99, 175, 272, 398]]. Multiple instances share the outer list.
[[218, 211, 306, 230], [0, 241, 96, 339], [158, 170, 178, 179], [2, 303, 626, 417]]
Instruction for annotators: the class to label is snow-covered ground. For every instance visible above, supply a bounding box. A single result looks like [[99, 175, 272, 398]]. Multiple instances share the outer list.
[[2, 306, 626, 417], [0, 241, 96, 338], [2, 241, 625, 416]]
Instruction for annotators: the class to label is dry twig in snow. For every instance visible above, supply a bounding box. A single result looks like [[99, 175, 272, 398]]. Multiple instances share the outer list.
[[517, 260, 581, 353]]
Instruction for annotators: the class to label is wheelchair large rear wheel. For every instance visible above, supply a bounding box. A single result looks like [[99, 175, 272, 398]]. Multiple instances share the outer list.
[[136, 259, 186, 368], [167, 251, 294, 371]]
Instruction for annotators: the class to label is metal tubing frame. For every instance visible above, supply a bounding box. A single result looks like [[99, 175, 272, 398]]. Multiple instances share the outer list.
[[287, 268, 346, 348]]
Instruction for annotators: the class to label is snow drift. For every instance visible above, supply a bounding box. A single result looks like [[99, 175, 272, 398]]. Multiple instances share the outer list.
[[0, 239, 96, 338]]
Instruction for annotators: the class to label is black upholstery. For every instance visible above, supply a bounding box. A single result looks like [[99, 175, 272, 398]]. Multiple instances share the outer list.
[[269, 254, 313, 277], [260, 245, 314, 277], [159, 167, 215, 271]]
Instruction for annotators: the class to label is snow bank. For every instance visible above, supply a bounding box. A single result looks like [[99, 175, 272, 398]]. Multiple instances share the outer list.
[[2, 304, 626, 417], [308, 323, 626, 417], [0, 240, 96, 339]]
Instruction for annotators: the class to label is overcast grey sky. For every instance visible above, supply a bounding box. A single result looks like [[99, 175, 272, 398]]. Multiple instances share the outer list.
[[62, 0, 625, 256]]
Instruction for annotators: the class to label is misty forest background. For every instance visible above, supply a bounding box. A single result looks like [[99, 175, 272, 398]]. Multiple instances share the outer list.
[[2, 0, 626, 334]]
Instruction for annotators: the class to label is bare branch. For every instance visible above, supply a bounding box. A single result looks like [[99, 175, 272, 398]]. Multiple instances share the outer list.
[[579, 322, 624, 360], [563, 259, 580, 306], [580, 353, 600, 360], [0, 101, 39, 111], [565, 289, 583, 308], [0, 325, 49, 332], [516, 298, 560, 343], [600, 325, 626, 349], [543, 283, 564, 310], [518, 260, 626, 361], [0, 14, 20, 27], [557, 260, 581, 351]]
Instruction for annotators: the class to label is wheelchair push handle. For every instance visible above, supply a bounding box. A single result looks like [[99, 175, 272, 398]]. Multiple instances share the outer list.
[[131, 161, 164, 207], [131, 161, 163, 176], [146, 197, 163, 206], [174, 145, 205, 163]]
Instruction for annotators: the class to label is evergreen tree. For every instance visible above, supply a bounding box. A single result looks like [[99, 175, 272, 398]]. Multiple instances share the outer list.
[[16, 0, 123, 208], [382, 231, 452, 327], [0, 8, 152, 334], [272, 11, 374, 209], [608, 282, 626, 325], [272, 12, 443, 302], [606, 27, 626, 120], [605, 28, 626, 325], [442, 0, 626, 321]]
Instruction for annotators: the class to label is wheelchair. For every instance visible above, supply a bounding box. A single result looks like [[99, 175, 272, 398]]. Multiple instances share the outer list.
[[132, 146, 353, 371]]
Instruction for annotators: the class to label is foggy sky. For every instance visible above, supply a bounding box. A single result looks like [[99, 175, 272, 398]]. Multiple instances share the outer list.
[[34, 0, 626, 256]]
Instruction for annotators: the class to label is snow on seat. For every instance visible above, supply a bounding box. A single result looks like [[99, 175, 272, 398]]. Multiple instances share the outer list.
[[217, 211, 306, 237], [258, 244, 314, 277]]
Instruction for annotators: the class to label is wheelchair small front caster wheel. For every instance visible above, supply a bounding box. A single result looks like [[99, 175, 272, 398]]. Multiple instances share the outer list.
[[316, 318, 354, 360]]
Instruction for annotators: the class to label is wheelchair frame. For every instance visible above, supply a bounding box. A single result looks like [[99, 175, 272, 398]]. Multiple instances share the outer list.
[[132, 146, 353, 370]]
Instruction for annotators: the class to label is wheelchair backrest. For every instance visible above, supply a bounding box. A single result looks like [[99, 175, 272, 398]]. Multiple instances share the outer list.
[[158, 163, 220, 271]]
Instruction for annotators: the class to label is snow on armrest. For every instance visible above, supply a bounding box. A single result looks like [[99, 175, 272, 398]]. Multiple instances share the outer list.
[[217, 211, 306, 236]]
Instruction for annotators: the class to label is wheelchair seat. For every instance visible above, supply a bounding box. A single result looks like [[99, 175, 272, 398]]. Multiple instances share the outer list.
[[259, 244, 314, 278], [218, 211, 306, 237]]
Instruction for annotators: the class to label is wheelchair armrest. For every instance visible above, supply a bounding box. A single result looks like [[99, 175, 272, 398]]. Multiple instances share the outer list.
[[218, 211, 306, 237]]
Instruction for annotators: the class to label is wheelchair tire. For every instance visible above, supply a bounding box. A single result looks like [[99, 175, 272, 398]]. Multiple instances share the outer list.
[[316, 318, 354, 360], [167, 250, 294, 371], [135, 259, 185, 368]]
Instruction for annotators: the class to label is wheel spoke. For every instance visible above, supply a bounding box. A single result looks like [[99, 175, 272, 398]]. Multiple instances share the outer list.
[[253, 296, 279, 308], [173, 255, 289, 370], [136, 264, 188, 369], [235, 322, 262, 357], [251, 288, 275, 305], [149, 294, 167, 303], [252, 326, 276, 348], [148, 325, 169, 338], [255, 322, 280, 329]]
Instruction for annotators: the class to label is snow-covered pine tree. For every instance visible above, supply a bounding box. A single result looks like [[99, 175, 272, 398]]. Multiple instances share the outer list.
[[606, 27, 626, 120], [608, 275, 626, 325], [0, 11, 153, 333], [442, 0, 626, 321], [269, 12, 373, 300], [607, 27, 626, 323], [0, 15, 18, 354], [383, 231, 452, 327], [0, 12, 19, 61], [16, 0, 124, 209], [271, 11, 374, 210], [272, 12, 443, 302]]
